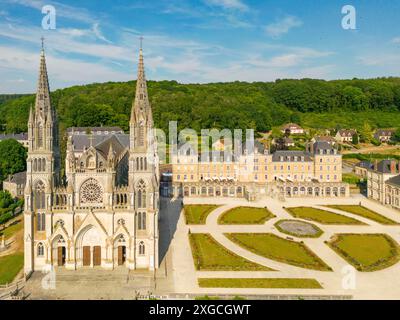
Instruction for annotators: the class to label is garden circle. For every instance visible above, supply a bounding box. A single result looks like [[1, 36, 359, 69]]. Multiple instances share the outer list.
[[275, 220, 323, 238]]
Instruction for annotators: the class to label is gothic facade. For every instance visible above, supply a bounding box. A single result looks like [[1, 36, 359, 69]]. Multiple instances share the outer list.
[[24, 46, 159, 274]]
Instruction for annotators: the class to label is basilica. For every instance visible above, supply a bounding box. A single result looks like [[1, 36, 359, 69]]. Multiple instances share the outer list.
[[24, 45, 160, 274]]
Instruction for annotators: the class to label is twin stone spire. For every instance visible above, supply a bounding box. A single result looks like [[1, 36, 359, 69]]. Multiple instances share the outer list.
[[29, 41, 153, 151]]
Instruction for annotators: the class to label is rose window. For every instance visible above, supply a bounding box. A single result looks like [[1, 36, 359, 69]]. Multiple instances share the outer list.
[[80, 179, 103, 204]]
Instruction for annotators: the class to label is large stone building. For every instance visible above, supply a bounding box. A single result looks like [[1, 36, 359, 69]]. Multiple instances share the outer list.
[[24, 45, 159, 274], [386, 175, 400, 210], [3, 171, 26, 198], [367, 160, 400, 210], [171, 140, 349, 201], [0, 132, 29, 147]]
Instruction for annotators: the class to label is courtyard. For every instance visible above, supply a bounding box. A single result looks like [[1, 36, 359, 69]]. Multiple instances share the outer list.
[[168, 195, 400, 300], [20, 195, 400, 300]]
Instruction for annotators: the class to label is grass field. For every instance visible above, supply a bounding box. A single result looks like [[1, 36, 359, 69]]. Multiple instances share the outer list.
[[285, 207, 365, 225], [0, 218, 23, 240], [218, 207, 275, 225], [326, 205, 398, 225], [198, 278, 322, 289], [189, 233, 271, 271], [225, 233, 331, 271], [328, 234, 400, 271], [184, 205, 219, 224], [0, 252, 24, 285]]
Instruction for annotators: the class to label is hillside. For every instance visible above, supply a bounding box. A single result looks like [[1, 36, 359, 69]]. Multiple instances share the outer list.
[[1, 78, 400, 135]]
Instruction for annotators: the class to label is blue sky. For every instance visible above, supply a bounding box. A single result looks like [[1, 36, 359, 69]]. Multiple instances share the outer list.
[[1, 0, 400, 93]]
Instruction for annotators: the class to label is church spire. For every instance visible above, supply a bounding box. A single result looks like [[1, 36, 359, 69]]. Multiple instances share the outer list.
[[130, 38, 152, 125], [35, 37, 52, 120]]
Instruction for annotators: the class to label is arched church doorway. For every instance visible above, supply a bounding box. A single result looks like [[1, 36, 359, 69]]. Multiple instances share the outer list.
[[58, 247, 66, 266], [76, 226, 103, 268], [114, 234, 127, 266], [52, 235, 66, 267], [118, 246, 126, 265]]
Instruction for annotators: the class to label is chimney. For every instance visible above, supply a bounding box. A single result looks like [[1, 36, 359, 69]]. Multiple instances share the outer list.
[[390, 160, 396, 174], [374, 160, 378, 171]]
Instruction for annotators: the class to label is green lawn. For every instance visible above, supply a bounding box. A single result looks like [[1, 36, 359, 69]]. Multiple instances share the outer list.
[[189, 233, 271, 271], [198, 278, 322, 289], [0, 218, 23, 240], [218, 206, 275, 225], [328, 234, 400, 271], [225, 233, 331, 271], [0, 252, 24, 285], [285, 207, 365, 225], [184, 205, 219, 224], [326, 205, 398, 225]]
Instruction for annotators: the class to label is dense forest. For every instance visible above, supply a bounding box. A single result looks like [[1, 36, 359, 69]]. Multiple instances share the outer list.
[[0, 94, 29, 105], [1, 78, 400, 136]]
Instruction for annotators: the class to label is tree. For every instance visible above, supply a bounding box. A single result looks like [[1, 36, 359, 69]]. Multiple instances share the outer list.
[[352, 133, 359, 145], [0, 190, 13, 208], [359, 122, 373, 143], [0, 139, 27, 183], [393, 128, 400, 143]]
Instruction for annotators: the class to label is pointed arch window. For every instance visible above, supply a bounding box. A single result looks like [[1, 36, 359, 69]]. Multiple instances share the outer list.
[[37, 243, 44, 256], [38, 125, 44, 148], [137, 212, 146, 230], [37, 213, 46, 231], [139, 241, 145, 255], [34, 180, 46, 210], [136, 180, 146, 208], [138, 122, 145, 147]]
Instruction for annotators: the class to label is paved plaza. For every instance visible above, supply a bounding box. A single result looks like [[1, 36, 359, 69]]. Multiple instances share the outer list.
[[23, 195, 400, 299]]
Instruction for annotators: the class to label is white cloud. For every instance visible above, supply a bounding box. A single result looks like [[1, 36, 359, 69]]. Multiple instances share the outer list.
[[92, 23, 111, 43], [4, 0, 96, 23], [58, 28, 90, 37], [358, 54, 400, 66], [265, 16, 303, 38], [391, 37, 400, 44], [0, 45, 132, 93], [205, 0, 248, 11]]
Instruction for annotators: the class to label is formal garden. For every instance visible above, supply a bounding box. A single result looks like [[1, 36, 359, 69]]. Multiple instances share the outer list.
[[218, 207, 275, 225], [225, 233, 332, 271], [0, 252, 23, 285], [0, 191, 24, 286], [184, 204, 219, 224], [198, 278, 322, 289], [274, 220, 323, 238], [189, 233, 271, 271], [325, 205, 398, 225], [327, 233, 400, 271], [285, 207, 365, 225]]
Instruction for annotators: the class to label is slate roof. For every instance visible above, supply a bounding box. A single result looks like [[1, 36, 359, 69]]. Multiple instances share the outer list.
[[6, 171, 26, 184], [95, 135, 127, 159], [272, 151, 312, 162], [375, 129, 395, 137], [374, 160, 399, 174], [356, 161, 373, 169], [387, 175, 400, 187], [67, 127, 124, 135], [0, 133, 28, 140], [71, 133, 129, 154], [313, 141, 336, 155]]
